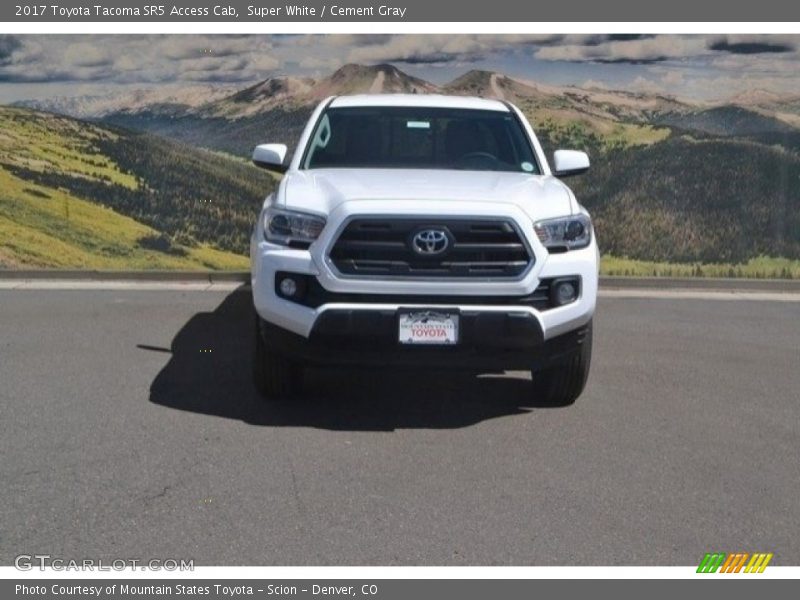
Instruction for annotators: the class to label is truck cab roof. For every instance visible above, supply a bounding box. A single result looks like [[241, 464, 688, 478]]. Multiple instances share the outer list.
[[328, 94, 510, 112]]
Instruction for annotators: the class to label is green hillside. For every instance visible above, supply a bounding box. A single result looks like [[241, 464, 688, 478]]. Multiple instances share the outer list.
[[571, 136, 800, 264], [6, 65, 800, 277], [0, 107, 275, 269], [104, 107, 313, 159]]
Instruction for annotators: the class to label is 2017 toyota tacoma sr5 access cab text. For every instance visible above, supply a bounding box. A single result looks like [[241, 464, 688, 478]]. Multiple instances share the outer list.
[[250, 94, 598, 405]]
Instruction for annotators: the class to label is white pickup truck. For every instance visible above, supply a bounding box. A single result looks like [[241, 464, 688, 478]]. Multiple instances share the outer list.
[[250, 94, 598, 405]]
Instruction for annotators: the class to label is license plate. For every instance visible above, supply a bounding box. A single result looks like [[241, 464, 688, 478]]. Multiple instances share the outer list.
[[398, 310, 459, 345]]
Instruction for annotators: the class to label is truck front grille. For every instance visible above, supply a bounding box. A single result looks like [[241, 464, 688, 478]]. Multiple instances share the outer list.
[[328, 218, 533, 279]]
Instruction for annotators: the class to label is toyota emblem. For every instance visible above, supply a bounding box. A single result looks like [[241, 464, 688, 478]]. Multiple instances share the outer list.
[[411, 229, 450, 256]]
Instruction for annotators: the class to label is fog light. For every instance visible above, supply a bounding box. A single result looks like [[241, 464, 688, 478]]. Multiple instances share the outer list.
[[279, 277, 298, 297], [551, 279, 579, 306]]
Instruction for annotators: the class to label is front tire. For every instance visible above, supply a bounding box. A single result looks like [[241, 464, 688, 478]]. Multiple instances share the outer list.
[[530, 321, 593, 406], [253, 315, 303, 401]]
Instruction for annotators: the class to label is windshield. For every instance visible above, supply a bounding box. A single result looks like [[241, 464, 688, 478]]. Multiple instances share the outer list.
[[302, 106, 540, 173]]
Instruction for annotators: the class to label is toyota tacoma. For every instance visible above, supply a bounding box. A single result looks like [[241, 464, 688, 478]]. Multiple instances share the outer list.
[[250, 94, 598, 405]]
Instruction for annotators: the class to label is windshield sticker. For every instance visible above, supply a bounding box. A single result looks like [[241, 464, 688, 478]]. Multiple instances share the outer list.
[[521, 162, 534, 172], [407, 121, 431, 129]]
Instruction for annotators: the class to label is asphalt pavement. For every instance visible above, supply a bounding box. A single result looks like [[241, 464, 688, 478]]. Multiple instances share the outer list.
[[1, 287, 798, 565]]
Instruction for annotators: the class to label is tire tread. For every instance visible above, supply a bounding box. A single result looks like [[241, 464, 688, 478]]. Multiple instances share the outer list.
[[531, 321, 593, 406], [253, 314, 303, 400]]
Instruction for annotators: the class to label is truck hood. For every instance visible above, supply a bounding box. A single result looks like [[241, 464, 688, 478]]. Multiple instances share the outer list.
[[277, 169, 576, 220]]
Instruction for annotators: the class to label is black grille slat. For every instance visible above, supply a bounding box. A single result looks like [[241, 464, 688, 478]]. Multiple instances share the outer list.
[[452, 242, 526, 251], [332, 240, 407, 251], [329, 218, 533, 279]]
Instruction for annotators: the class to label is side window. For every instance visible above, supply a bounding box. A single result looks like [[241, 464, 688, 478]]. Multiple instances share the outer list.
[[308, 114, 347, 166], [310, 114, 331, 151]]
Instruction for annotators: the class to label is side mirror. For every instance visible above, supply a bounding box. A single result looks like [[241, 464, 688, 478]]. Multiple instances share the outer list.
[[553, 149, 590, 177], [252, 143, 288, 173]]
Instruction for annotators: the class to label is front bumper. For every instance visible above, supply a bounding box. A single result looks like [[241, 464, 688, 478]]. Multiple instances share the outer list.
[[258, 315, 590, 370], [251, 236, 598, 343]]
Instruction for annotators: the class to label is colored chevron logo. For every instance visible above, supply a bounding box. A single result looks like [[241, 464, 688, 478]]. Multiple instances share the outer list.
[[697, 552, 773, 573]]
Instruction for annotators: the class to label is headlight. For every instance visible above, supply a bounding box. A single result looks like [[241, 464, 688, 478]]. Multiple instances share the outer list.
[[263, 207, 326, 247], [533, 214, 592, 251]]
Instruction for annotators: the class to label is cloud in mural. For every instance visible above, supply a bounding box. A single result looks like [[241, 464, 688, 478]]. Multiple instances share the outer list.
[[1, 34, 800, 100]]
